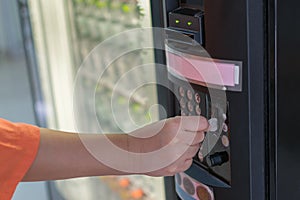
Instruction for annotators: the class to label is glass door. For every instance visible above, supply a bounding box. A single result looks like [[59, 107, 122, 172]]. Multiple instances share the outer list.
[[28, 0, 165, 199]]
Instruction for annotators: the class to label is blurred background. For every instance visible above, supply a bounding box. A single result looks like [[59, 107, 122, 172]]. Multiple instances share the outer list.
[[0, 0, 165, 199]]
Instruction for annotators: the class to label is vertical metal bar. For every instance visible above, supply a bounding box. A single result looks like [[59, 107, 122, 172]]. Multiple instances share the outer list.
[[266, 0, 277, 199], [17, 0, 52, 199], [150, 0, 180, 199], [246, 0, 266, 199], [17, 0, 47, 128]]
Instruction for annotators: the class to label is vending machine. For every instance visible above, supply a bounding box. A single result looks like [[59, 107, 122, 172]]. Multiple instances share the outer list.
[[20, 0, 300, 199], [151, 0, 300, 199]]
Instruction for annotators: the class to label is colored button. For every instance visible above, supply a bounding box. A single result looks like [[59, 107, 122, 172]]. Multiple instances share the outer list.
[[208, 118, 218, 132], [187, 89, 193, 100], [222, 123, 228, 132], [194, 93, 201, 103], [183, 177, 195, 195], [180, 98, 186, 109], [179, 86, 185, 97], [187, 101, 194, 112], [195, 105, 201, 115], [221, 135, 230, 147]]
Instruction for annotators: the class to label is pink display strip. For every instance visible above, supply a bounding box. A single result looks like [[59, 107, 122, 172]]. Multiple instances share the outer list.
[[166, 52, 238, 87]]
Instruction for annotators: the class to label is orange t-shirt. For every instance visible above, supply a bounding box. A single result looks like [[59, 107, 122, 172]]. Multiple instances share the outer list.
[[0, 118, 40, 200]]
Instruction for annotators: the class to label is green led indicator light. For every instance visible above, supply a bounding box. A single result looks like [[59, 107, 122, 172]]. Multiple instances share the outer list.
[[175, 19, 180, 24], [187, 21, 192, 26]]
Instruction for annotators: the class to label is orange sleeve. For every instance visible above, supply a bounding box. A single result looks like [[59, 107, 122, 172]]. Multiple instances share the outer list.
[[0, 118, 40, 200]]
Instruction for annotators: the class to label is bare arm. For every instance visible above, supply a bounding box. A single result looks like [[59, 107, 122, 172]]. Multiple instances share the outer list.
[[23, 116, 208, 181]]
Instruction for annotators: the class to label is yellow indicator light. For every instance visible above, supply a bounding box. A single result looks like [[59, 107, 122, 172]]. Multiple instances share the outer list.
[[187, 21, 192, 26], [175, 19, 180, 24]]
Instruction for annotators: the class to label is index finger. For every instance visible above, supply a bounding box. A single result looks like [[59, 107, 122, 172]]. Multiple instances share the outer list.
[[178, 116, 209, 132]]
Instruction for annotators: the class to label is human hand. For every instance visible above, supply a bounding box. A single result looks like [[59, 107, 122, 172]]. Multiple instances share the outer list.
[[127, 116, 208, 176]]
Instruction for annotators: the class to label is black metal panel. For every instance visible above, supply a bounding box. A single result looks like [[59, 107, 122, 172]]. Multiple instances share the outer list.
[[180, 0, 204, 9], [205, 1, 248, 199], [277, 0, 300, 199], [204, 0, 266, 199], [155, 0, 268, 199]]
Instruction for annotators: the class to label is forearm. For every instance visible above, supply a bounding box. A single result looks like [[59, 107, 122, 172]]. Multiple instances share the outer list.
[[23, 128, 134, 181]]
